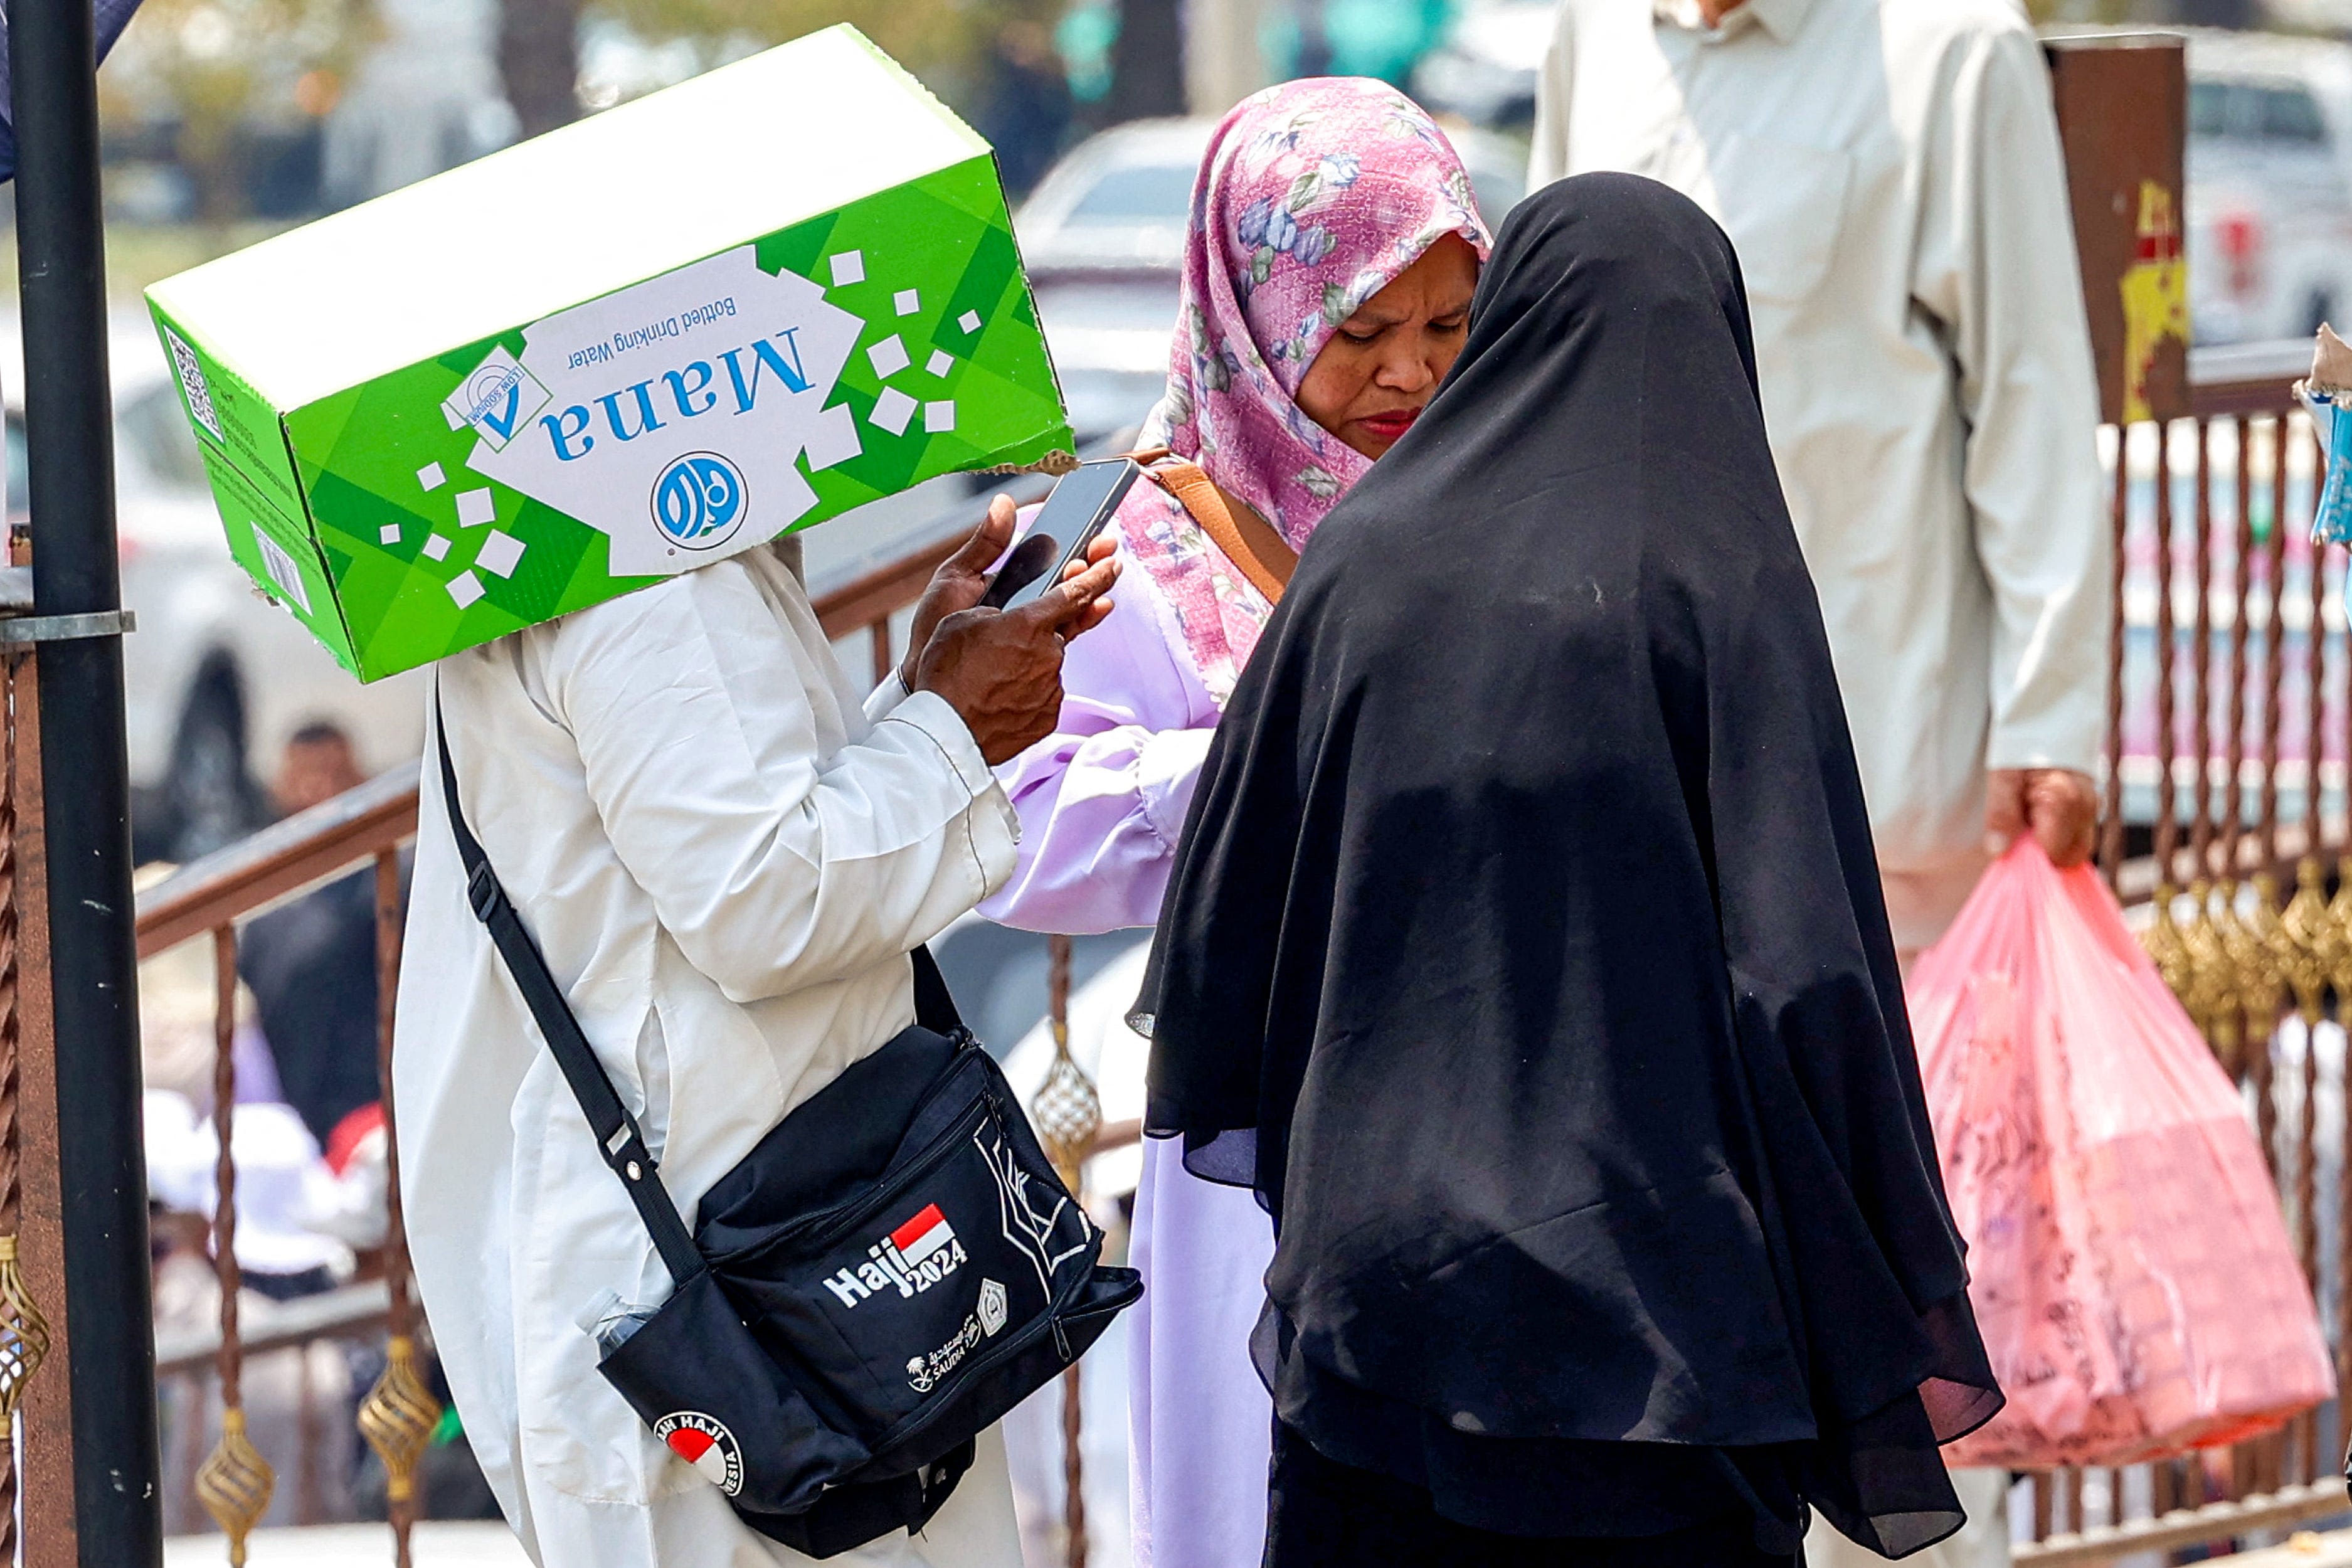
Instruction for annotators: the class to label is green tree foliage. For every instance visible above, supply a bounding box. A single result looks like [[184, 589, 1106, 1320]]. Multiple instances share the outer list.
[[588, 0, 1068, 114], [101, 0, 375, 221]]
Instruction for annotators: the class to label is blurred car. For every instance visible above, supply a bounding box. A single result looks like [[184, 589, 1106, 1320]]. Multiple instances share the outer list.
[[1017, 117, 1528, 444], [4, 322, 428, 864], [1410, 0, 1556, 131], [2174, 29, 2352, 346]]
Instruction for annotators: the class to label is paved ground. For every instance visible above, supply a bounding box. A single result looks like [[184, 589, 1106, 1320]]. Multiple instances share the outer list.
[[166, 1523, 529, 1565]]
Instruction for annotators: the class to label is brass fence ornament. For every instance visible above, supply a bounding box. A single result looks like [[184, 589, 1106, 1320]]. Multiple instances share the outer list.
[[0, 1234, 50, 1420], [2240, 872, 2289, 1024], [1030, 936, 1103, 1192], [194, 1407, 274, 1564], [2276, 858, 2335, 1022], [2208, 879, 2252, 1071], [359, 1333, 442, 1509], [2328, 856, 2352, 1003], [2179, 878, 2233, 1037], [204, 924, 276, 1564], [2144, 884, 2193, 1004], [1027, 934, 1096, 1568]]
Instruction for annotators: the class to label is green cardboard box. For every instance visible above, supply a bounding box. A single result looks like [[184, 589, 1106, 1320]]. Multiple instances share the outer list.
[[146, 24, 1072, 682]]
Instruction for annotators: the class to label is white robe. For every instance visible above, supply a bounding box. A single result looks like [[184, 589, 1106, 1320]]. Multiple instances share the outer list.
[[393, 544, 1025, 1567], [1530, 0, 2111, 949]]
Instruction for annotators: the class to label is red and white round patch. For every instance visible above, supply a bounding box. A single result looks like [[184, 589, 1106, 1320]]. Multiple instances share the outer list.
[[654, 1411, 744, 1496]]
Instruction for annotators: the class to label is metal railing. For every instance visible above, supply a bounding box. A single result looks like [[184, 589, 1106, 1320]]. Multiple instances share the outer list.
[[4, 358, 2345, 1561], [2016, 341, 2352, 1562]]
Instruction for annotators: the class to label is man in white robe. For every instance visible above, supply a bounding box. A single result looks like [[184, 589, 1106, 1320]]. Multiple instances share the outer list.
[[1531, 0, 2110, 966], [1533, 1, 2111, 1562], [394, 508, 1114, 1567]]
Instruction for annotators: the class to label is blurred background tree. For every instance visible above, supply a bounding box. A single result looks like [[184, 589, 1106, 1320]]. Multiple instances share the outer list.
[[571, 0, 1071, 119], [100, 0, 375, 223]]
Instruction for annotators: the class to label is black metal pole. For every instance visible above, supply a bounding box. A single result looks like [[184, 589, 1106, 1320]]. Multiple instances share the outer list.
[[13, 0, 164, 1553]]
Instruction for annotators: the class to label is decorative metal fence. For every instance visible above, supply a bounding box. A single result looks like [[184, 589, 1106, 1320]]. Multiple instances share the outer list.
[[0, 351, 2349, 1563], [2022, 344, 2351, 1562], [90, 529, 1137, 1565]]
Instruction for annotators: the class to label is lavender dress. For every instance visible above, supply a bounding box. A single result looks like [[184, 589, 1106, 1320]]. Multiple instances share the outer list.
[[978, 75, 1493, 1568], [981, 541, 1277, 1568]]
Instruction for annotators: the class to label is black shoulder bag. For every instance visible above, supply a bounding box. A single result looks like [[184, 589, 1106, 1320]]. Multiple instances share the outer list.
[[435, 708, 1140, 1557]]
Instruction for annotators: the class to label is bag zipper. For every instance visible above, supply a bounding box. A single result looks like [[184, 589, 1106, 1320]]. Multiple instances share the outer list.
[[709, 1072, 996, 1270]]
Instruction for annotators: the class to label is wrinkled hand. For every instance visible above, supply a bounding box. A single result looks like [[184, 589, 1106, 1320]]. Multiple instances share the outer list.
[[900, 495, 1120, 690], [900, 495, 1019, 692], [1986, 767, 2099, 869], [913, 551, 1120, 766]]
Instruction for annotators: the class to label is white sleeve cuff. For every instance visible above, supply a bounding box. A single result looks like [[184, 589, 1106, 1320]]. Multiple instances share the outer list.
[[863, 667, 914, 724], [879, 689, 1003, 802]]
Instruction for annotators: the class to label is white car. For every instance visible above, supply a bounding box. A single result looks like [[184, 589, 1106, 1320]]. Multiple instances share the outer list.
[[5, 321, 427, 862], [1016, 115, 1528, 276], [2175, 29, 2352, 346]]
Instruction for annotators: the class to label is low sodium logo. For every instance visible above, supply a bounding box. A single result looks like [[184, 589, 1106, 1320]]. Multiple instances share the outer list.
[[655, 1411, 743, 1496], [651, 452, 748, 551]]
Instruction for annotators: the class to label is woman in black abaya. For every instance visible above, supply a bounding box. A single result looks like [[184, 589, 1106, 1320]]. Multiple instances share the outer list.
[[1133, 172, 2001, 1565]]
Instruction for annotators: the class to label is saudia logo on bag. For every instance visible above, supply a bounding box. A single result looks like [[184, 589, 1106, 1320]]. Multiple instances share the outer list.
[[824, 1202, 967, 1308], [445, 245, 865, 578]]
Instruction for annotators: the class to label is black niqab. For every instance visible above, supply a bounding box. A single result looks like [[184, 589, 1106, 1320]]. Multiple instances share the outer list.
[[1136, 174, 2001, 1554]]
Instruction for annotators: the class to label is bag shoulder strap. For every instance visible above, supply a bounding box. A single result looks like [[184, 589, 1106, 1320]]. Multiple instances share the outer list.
[[432, 693, 967, 1288], [1143, 458, 1296, 604]]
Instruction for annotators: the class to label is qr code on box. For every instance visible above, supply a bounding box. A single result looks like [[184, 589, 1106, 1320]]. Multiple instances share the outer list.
[[164, 328, 221, 442], [252, 526, 312, 616]]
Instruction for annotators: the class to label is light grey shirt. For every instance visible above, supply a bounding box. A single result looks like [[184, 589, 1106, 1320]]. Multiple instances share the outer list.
[[1532, 0, 2111, 944]]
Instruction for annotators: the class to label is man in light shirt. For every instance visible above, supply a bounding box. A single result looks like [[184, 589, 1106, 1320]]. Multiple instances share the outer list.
[[1534, 0, 2109, 1563], [1532, 0, 2108, 972]]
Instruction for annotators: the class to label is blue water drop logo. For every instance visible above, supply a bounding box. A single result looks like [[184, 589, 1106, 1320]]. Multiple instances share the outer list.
[[651, 452, 749, 551]]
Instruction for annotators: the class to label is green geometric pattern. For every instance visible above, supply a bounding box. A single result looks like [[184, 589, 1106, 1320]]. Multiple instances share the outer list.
[[159, 155, 1070, 682]]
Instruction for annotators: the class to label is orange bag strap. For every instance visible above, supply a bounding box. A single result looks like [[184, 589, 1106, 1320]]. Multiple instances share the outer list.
[[1126, 450, 1296, 603]]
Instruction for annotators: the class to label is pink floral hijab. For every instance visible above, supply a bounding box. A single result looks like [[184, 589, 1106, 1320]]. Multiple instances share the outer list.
[[1121, 78, 1490, 703]]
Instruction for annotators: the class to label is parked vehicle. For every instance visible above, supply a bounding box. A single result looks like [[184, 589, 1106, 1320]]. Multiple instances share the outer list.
[[1410, 0, 1555, 132], [2176, 29, 2352, 346], [1016, 117, 1529, 445]]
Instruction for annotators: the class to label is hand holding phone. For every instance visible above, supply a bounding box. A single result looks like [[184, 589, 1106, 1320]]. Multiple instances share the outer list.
[[980, 458, 1142, 612]]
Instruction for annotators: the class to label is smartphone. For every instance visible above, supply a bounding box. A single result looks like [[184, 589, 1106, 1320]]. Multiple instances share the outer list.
[[981, 458, 1142, 612]]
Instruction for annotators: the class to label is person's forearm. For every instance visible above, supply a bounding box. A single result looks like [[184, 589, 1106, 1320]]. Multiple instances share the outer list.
[[982, 724, 1213, 935]]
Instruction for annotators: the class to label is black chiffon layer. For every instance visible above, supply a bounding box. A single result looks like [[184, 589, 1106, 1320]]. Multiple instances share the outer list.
[[1133, 173, 2001, 1557], [1264, 1419, 1802, 1568]]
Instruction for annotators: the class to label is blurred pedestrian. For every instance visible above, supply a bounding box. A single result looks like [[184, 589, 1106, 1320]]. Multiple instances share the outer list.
[[1138, 172, 2001, 1568], [239, 722, 389, 1154], [979, 77, 1488, 1568], [1532, 0, 2107, 960], [1532, 0, 2109, 1560], [976, 20, 1074, 198]]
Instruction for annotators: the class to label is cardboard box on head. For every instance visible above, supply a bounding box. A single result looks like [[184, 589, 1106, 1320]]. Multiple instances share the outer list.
[[146, 24, 1073, 682]]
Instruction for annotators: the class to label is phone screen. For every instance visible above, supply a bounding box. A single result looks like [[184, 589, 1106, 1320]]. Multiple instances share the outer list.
[[991, 458, 1142, 612]]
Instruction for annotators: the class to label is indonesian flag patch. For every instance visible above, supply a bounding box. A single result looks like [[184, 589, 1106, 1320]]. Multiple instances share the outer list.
[[654, 1411, 744, 1496], [891, 1203, 956, 1266]]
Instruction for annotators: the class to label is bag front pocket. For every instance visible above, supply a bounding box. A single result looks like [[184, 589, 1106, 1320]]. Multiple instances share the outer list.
[[718, 1098, 1099, 1440], [596, 1268, 869, 1517]]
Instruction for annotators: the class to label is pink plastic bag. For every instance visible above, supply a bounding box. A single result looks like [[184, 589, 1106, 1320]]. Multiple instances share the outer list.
[[1911, 842, 2334, 1468]]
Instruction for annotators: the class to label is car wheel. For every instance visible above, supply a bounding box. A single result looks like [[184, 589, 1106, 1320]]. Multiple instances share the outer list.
[[164, 672, 263, 862]]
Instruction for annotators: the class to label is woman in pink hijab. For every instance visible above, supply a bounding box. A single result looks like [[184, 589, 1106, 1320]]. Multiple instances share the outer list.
[[979, 78, 1490, 1568]]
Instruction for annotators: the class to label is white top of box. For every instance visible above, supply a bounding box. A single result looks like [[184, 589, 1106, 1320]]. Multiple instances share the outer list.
[[148, 26, 987, 410]]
